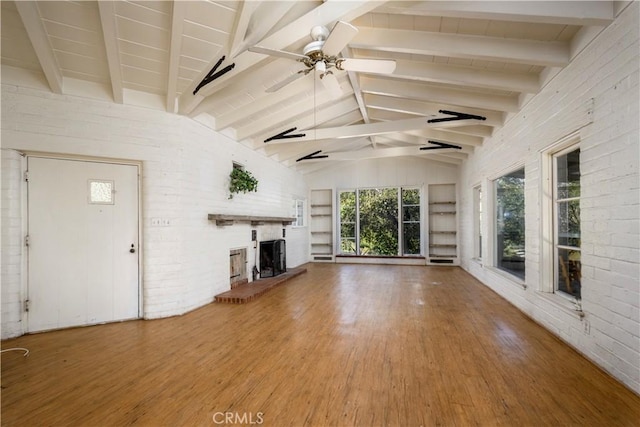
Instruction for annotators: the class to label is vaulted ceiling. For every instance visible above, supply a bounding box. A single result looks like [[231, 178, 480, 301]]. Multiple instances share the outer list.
[[1, 1, 624, 173]]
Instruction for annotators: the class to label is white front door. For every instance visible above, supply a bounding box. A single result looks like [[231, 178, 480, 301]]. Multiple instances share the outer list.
[[27, 157, 140, 332]]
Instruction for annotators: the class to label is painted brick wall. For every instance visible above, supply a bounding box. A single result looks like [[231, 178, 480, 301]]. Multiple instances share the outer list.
[[1, 149, 24, 338], [1, 85, 308, 334], [459, 3, 639, 393]]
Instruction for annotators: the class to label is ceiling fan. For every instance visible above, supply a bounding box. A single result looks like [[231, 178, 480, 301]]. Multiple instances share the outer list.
[[249, 21, 396, 98]]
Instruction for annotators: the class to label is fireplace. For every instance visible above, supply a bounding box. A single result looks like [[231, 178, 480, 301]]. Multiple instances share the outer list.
[[260, 239, 286, 278]]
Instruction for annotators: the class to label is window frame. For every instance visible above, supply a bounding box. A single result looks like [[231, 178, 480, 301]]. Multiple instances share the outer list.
[[540, 132, 582, 308], [291, 199, 306, 228], [337, 186, 422, 257], [472, 184, 483, 261]]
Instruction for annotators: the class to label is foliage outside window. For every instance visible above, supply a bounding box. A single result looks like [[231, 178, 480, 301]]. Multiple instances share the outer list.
[[495, 168, 525, 279], [339, 187, 421, 256], [229, 164, 258, 199], [555, 148, 581, 299]]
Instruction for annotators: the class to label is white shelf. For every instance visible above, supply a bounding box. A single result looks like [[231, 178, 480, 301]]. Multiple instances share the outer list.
[[310, 189, 333, 261]]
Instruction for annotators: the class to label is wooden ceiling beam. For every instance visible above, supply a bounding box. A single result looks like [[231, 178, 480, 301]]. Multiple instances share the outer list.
[[166, 1, 186, 112], [15, 1, 63, 94], [363, 94, 504, 126], [360, 76, 519, 113], [382, 59, 539, 94], [376, 1, 614, 26]]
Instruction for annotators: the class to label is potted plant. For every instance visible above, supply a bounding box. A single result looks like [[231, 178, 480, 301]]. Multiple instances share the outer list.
[[229, 166, 258, 199]]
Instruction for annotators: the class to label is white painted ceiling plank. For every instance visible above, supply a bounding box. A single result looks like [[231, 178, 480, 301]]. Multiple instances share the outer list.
[[14, 1, 63, 94], [178, 0, 383, 114], [377, 1, 615, 26], [263, 115, 490, 145], [253, 97, 361, 149], [166, 1, 186, 112], [363, 94, 504, 127], [351, 28, 570, 67], [360, 76, 519, 112], [389, 59, 539, 94], [97, 1, 123, 103]]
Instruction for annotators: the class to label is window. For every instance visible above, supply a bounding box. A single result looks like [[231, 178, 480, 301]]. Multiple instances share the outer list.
[[402, 188, 421, 255], [338, 187, 421, 256], [494, 168, 525, 279], [473, 185, 482, 260], [292, 199, 305, 227], [554, 148, 581, 299], [339, 190, 357, 254]]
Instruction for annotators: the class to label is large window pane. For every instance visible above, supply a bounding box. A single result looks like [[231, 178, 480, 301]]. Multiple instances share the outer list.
[[557, 149, 581, 199], [403, 222, 420, 255], [495, 168, 525, 279], [358, 188, 398, 256], [557, 200, 580, 247], [555, 147, 581, 299]]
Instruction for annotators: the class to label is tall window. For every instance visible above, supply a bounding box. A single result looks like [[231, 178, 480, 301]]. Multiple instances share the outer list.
[[473, 185, 482, 260], [292, 199, 305, 227], [339, 190, 357, 254], [338, 187, 421, 256], [494, 168, 525, 279], [402, 188, 421, 255], [555, 148, 581, 299]]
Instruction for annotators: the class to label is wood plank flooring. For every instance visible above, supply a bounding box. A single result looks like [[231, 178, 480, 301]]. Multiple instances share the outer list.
[[2, 263, 639, 426]]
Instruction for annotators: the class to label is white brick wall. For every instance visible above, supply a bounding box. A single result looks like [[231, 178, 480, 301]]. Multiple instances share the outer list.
[[1, 149, 24, 338], [1, 85, 309, 333], [459, 3, 639, 393]]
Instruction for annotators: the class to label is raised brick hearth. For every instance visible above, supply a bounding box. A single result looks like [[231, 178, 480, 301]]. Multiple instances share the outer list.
[[214, 267, 307, 304]]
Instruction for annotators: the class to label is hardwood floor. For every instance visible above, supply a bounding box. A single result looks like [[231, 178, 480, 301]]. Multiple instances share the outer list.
[[2, 263, 639, 426]]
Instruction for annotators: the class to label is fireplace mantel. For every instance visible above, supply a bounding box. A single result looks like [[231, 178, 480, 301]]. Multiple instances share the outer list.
[[208, 214, 294, 227]]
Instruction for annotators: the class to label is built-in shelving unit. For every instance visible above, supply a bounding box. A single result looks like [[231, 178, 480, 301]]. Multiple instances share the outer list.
[[428, 184, 458, 265], [309, 189, 334, 262]]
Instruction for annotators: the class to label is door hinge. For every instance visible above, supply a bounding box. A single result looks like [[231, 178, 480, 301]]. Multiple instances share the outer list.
[[24, 299, 30, 312], [24, 171, 29, 182], [25, 235, 30, 247]]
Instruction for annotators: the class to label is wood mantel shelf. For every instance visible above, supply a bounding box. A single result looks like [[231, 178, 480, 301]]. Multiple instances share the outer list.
[[208, 214, 295, 226]]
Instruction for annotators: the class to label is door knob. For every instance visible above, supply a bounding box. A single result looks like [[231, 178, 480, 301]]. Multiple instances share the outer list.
[[130, 244, 136, 253]]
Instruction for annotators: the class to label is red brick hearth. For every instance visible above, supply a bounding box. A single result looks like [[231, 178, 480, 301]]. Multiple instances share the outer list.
[[214, 267, 307, 304]]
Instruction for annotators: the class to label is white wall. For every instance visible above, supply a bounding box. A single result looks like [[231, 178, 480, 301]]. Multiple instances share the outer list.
[[305, 156, 458, 191], [458, 3, 639, 393], [1, 84, 308, 337], [305, 156, 459, 262]]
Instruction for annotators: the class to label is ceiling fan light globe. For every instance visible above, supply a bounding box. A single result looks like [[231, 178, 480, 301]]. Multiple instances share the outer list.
[[310, 26, 329, 41]]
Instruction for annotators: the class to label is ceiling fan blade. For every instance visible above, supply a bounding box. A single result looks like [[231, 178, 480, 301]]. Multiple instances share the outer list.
[[338, 58, 396, 74], [266, 71, 306, 93], [322, 21, 358, 56], [249, 46, 307, 61], [315, 62, 342, 99]]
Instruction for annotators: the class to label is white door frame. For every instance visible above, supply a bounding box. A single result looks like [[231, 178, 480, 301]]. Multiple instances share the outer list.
[[21, 152, 144, 330]]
